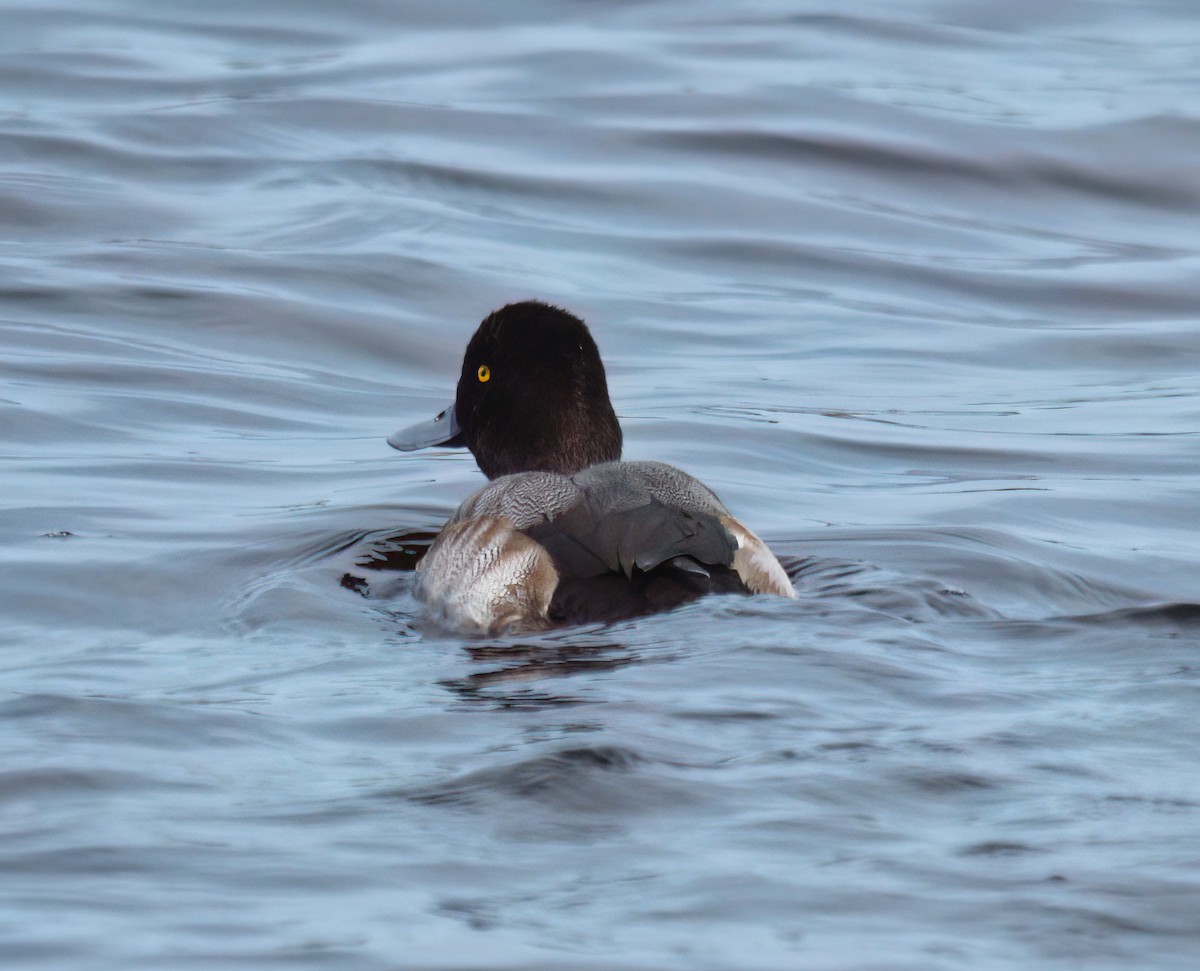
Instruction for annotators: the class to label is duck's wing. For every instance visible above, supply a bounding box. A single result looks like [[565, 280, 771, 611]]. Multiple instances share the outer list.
[[525, 493, 738, 581], [441, 466, 731, 580], [524, 461, 794, 597], [572, 461, 795, 597]]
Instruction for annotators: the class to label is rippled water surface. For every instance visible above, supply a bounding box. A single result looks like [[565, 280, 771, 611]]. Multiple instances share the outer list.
[[4, 1, 1200, 968]]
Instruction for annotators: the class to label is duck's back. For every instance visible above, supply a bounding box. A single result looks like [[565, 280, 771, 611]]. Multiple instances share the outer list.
[[415, 461, 792, 634]]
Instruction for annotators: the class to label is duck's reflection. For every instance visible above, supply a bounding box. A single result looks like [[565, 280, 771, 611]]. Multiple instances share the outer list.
[[340, 528, 436, 596], [355, 529, 438, 572], [444, 639, 636, 708]]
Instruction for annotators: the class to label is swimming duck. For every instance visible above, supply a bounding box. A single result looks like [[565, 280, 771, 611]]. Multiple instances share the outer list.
[[388, 301, 794, 634]]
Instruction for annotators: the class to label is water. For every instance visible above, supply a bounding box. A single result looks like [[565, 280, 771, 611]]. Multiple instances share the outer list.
[[3, 0, 1199, 967]]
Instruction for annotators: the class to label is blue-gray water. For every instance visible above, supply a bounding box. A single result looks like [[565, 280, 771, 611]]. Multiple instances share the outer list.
[[3, 1, 1200, 968]]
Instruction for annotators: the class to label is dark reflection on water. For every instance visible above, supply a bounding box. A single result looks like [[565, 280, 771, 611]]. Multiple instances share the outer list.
[[445, 642, 639, 710], [4, 0, 1200, 967]]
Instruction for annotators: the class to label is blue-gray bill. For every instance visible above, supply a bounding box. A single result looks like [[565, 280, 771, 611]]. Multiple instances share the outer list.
[[387, 404, 462, 451]]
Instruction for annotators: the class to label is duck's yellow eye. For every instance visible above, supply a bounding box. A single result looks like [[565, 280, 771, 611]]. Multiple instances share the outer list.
[[477, 365, 491, 383]]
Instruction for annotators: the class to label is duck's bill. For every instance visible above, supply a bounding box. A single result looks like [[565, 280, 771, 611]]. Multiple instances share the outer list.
[[387, 404, 465, 451]]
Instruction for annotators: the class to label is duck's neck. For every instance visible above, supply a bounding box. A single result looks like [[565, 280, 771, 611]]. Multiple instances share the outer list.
[[473, 400, 622, 479]]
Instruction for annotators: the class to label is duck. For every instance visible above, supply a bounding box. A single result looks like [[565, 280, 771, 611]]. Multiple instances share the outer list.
[[387, 300, 794, 634]]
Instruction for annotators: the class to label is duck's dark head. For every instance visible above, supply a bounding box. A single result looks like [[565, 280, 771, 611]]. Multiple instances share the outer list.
[[388, 301, 623, 479]]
